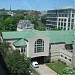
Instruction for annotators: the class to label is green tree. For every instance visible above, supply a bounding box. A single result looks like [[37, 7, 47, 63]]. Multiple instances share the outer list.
[[33, 21, 46, 31], [0, 17, 4, 30], [0, 15, 24, 31], [41, 15, 46, 24], [4, 17, 13, 30], [0, 41, 10, 58], [5, 50, 30, 75], [24, 14, 38, 22]]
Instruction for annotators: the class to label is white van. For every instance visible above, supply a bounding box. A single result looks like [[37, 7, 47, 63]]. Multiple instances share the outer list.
[[32, 61, 39, 68]]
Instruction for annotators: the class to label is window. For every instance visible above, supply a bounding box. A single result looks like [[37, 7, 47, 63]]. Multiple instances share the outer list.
[[59, 14, 61, 17], [62, 14, 64, 17], [65, 44, 73, 50], [72, 14, 74, 17], [64, 19, 66, 22], [64, 23, 66, 26], [21, 47, 25, 53], [68, 23, 70, 27], [61, 19, 63, 21], [59, 19, 60, 21], [68, 19, 70, 22], [21, 47, 23, 52], [58, 22, 60, 27], [61, 55, 63, 57], [47, 27, 49, 30], [69, 59, 71, 61], [61, 23, 63, 26], [72, 19, 74, 22], [64, 27, 66, 30], [34, 39, 44, 53], [65, 57, 67, 59], [65, 14, 67, 17]]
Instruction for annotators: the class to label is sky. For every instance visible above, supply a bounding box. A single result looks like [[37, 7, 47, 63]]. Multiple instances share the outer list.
[[0, 0, 74, 11]]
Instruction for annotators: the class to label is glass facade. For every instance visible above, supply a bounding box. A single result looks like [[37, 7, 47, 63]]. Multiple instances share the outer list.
[[46, 8, 75, 30], [34, 39, 44, 53]]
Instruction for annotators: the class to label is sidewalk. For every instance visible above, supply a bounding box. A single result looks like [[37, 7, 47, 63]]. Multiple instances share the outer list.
[[36, 64, 57, 75]]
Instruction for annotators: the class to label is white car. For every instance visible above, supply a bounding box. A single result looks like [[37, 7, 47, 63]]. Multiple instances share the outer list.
[[32, 61, 39, 68]]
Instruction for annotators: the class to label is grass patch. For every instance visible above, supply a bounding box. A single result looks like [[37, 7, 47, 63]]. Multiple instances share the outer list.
[[46, 61, 68, 75]]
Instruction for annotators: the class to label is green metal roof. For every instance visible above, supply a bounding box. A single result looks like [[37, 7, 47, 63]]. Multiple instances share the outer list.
[[13, 39, 26, 47], [2, 30, 74, 44]]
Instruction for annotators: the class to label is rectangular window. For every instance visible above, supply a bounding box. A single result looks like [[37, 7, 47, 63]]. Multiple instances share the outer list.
[[21, 47, 23, 52], [64, 23, 66, 26], [24, 48, 25, 52], [61, 19, 63, 21], [61, 23, 63, 26], [68, 23, 70, 27], [65, 14, 67, 17], [72, 14, 74, 17], [21, 47, 25, 53], [68, 19, 70, 22], [64, 19, 66, 22], [72, 19, 74, 22], [62, 14, 64, 17], [59, 14, 61, 17]]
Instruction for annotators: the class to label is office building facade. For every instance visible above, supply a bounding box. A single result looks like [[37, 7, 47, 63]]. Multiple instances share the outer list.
[[46, 8, 75, 30]]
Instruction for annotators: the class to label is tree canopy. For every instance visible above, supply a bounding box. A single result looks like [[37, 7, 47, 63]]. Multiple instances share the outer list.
[[0, 13, 46, 31], [5, 50, 30, 75], [0, 41, 10, 58], [0, 15, 24, 31]]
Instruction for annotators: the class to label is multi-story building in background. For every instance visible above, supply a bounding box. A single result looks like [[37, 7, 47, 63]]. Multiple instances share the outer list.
[[46, 8, 75, 30], [17, 20, 34, 31]]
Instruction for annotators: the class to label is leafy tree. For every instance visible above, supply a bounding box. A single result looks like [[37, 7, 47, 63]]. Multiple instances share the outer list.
[[25, 14, 46, 31], [24, 14, 38, 22], [5, 50, 30, 75], [33, 21, 46, 31], [0, 17, 4, 30], [0, 12, 46, 31], [0, 14, 24, 31], [37, 21, 46, 31], [41, 15, 46, 24], [0, 41, 10, 58], [4, 17, 13, 30]]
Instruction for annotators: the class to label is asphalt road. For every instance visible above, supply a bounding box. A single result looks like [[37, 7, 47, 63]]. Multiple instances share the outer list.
[[35, 64, 57, 75]]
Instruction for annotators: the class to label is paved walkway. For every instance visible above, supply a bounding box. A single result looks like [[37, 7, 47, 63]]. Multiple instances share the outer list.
[[36, 64, 57, 75]]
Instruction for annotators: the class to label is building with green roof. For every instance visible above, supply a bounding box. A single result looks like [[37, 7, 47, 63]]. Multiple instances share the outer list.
[[1, 30, 74, 66], [13, 39, 27, 47]]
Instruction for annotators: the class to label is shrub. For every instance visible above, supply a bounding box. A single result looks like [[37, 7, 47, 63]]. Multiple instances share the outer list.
[[58, 59, 61, 62], [52, 61, 55, 63]]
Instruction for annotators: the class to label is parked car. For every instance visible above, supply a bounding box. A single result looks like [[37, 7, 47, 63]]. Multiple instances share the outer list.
[[32, 61, 39, 68]]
